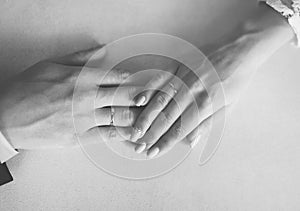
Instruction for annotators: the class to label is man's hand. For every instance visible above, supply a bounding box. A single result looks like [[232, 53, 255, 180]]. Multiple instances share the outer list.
[[0, 46, 143, 149]]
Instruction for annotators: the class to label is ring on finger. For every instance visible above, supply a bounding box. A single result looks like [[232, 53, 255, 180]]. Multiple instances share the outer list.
[[110, 107, 115, 126], [169, 82, 178, 94]]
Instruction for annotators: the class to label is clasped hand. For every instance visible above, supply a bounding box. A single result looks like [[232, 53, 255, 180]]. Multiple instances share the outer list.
[[0, 35, 251, 158]]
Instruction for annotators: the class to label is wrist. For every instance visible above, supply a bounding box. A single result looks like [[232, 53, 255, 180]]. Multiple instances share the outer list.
[[205, 3, 294, 58], [212, 3, 296, 68], [240, 3, 294, 46]]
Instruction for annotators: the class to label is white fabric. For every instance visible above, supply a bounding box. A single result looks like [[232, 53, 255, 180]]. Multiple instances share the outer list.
[[265, 0, 294, 17], [0, 131, 18, 163], [261, 0, 300, 47], [288, 12, 300, 46], [289, 0, 300, 47]]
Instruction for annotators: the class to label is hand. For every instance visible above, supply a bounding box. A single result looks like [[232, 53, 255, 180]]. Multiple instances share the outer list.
[[129, 2, 296, 158], [0, 46, 143, 149], [129, 33, 267, 158]]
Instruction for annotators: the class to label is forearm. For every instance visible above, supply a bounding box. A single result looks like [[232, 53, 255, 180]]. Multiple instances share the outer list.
[[222, 3, 294, 66], [202, 3, 295, 106], [246, 3, 294, 39], [241, 3, 293, 58]]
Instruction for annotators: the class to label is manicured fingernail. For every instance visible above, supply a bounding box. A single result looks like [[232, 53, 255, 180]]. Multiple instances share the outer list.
[[190, 137, 200, 149], [130, 127, 142, 142], [147, 147, 160, 158], [94, 46, 106, 59], [135, 96, 146, 107], [135, 143, 146, 153], [190, 140, 197, 149]]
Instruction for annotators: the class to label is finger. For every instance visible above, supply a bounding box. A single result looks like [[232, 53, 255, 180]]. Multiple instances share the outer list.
[[52, 45, 106, 66], [64, 66, 131, 86], [80, 126, 132, 145], [95, 107, 142, 127], [133, 64, 191, 107], [130, 76, 183, 142], [133, 69, 177, 107], [131, 69, 204, 144], [133, 78, 195, 146], [123, 140, 141, 150], [147, 97, 213, 158], [93, 126, 132, 143], [183, 115, 213, 148], [175, 64, 191, 79], [140, 70, 208, 146], [96, 86, 143, 108], [97, 68, 132, 86], [89, 67, 131, 86]]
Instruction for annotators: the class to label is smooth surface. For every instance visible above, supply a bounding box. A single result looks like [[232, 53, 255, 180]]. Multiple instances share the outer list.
[[1, 0, 300, 210]]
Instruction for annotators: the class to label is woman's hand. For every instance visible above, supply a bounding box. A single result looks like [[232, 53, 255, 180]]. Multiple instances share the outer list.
[[130, 39, 243, 158], [0, 46, 142, 149], [130, 3, 295, 158]]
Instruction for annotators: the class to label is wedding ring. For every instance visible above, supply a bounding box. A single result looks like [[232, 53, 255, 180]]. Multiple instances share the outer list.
[[110, 107, 115, 126], [169, 82, 177, 94]]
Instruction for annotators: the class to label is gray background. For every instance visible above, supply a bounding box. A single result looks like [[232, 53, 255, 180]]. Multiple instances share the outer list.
[[0, 0, 299, 210]]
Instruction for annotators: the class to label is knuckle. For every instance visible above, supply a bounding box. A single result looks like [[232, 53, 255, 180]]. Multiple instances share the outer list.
[[163, 111, 173, 124], [156, 93, 169, 107], [128, 87, 136, 99], [155, 72, 166, 81], [145, 131, 156, 144], [138, 115, 150, 127], [162, 139, 172, 148], [190, 79, 203, 92], [114, 70, 125, 82], [112, 68, 129, 80], [171, 124, 183, 139], [122, 109, 134, 123]]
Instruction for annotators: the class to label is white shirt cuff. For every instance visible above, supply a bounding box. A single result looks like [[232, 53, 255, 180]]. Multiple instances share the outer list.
[[0, 131, 18, 163]]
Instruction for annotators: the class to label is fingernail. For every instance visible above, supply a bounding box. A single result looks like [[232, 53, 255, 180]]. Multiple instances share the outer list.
[[94, 46, 106, 58], [130, 127, 142, 142], [135, 96, 146, 107], [147, 147, 160, 158], [135, 143, 146, 153], [190, 137, 200, 149]]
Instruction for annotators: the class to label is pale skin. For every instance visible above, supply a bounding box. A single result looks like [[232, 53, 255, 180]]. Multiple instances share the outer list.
[[0, 4, 295, 157], [0, 47, 181, 150], [0, 46, 145, 149], [129, 4, 295, 158]]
